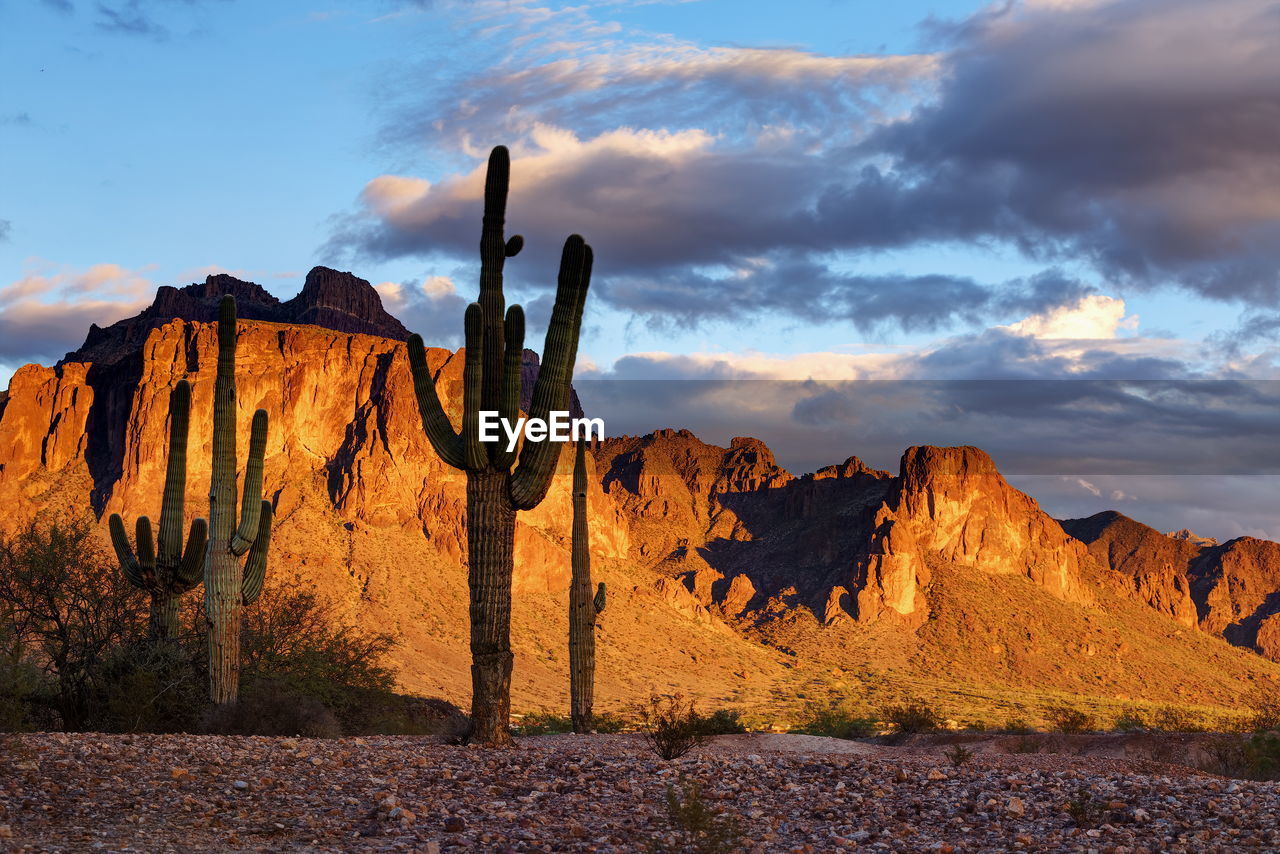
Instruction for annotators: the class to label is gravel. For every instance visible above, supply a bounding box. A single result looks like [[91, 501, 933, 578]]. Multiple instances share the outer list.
[[1, 732, 1276, 852]]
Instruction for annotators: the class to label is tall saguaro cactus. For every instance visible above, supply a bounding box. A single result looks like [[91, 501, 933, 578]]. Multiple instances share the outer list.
[[205, 295, 274, 704], [569, 437, 606, 733], [406, 145, 592, 746], [108, 380, 208, 640]]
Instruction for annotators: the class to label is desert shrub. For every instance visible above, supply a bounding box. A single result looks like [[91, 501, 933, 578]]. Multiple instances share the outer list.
[[881, 701, 940, 734], [233, 579, 398, 732], [1008, 735, 1045, 754], [648, 775, 743, 854], [798, 701, 878, 739], [1046, 706, 1095, 734], [1113, 708, 1148, 732], [591, 712, 629, 733], [0, 517, 145, 730], [1064, 785, 1102, 827], [1248, 692, 1280, 732], [514, 712, 575, 736], [1002, 717, 1033, 734], [201, 679, 342, 738], [1151, 705, 1208, 733], [698, 708, 747, 736], [0, 625, 44, 732], [945, 743, 974, 768], [962, 719, 990, 732], [93, 640, 205, 734], [639, 694, 708, 760], [1204, 733, 1280, 781]]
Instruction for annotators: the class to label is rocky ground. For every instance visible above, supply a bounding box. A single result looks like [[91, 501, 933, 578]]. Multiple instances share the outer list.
[[1, 731, 1276, 853]]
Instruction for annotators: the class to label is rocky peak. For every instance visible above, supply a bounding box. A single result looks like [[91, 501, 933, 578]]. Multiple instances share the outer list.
[[813, 456, 892, 481], [65, 266, 410, 367], [1168, 528, 1219, 547], [280, 267, 409, 340]]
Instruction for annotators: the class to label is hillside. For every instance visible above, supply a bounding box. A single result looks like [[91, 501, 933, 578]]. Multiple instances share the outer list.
[[3, 270, 1280, 724]]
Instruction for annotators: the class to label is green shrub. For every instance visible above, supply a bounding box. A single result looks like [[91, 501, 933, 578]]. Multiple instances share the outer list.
[[1205, 732, 1280, 781], [648, 775, 743, 854], [697, 708, 747, 736], [797, 701, 877, 739], [639, 694, 708, 760], [201, 679, 342, 738], [1249, 692, 1280, 732], [514, 712, 575, 736], [945, 743, 974, 767], [1113, 708, 1148, 732], [591, 712, 629, 733], [881, 701, 940, 734], [1151, 705, 1207, 733], [1002, 717, 1033, 734], [1046, 706, 1095, 734]]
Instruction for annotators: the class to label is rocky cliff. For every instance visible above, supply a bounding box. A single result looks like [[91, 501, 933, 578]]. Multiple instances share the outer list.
[[4, 302, 1280, 713]]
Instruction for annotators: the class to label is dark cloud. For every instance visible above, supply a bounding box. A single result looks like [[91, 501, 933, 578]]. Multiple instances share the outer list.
[[0, 220, 10, 243], [333, 0, 1280, 333], [95, 1, 170, 38], [854, 0, 1280, 303]]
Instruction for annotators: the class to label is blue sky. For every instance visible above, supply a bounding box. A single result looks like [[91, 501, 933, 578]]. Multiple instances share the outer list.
[[4, 0, 1280, 538]]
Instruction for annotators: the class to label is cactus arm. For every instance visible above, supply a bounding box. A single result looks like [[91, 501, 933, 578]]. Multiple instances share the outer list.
[[109, 513, 146, 589], [156, 379, 191, 568], [174, 518, 207, 590], [135, 516, 157, 587], [230, 409, 268, 555], [594, 582, 607, 614], [462, 303, 487, 471], [491, 304, 525, 470], [241, 501, 272, 606], [478, 146, 512, 415], [406, 333, 467, 470], [509, 235, 592, 510]]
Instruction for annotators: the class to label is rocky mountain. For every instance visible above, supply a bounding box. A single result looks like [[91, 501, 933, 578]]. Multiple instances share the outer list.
[[3, 285, 1280, 718]]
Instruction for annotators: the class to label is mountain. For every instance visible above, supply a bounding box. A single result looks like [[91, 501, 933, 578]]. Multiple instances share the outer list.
[[3, 288, 1280, 720]]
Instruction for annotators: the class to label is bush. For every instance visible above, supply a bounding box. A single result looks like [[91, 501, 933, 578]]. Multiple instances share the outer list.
[[202, 680, 342, 738], [1151, 705, 1207, 733], [514, 712, 575, 736], [1113, 708, 1148, 732], [591, 712, 628, 733], [639, 694, 708, 760], [1002, 717, 1033, 734], [797, 701, 877, 739], [1064, 785, 1102, 827], [1046, 706, 1095, 734], [697, 708, 747, 736], [0, 517, 145, 730], [881, 701, 940, 734], [945, 744, 974, 767], [1205, 732, 1280, 781], [648, 775, 743, 854], [1249, 692, 1280, 732], [94, 640, 205, 734]]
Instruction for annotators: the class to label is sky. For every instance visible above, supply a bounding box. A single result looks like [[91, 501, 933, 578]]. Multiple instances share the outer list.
[[3, 0, 1280, 540]]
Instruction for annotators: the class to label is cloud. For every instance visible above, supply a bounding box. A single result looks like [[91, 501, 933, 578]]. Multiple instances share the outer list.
[[0, 263, 153, 366], [332, 0, 1280, 337], [856, 0, 1280, 303], [1000, 295, 1137, 340], [0, 220, 10, 242], [373, 273, 469, 345]]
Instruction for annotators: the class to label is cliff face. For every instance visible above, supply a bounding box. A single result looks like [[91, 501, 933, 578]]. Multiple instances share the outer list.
[[5, 311, 1280, 709]]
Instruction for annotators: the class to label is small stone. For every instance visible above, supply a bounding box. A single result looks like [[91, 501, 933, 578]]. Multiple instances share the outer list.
[[170, 768, 189, 781], [0, 825, 11, 839], [927, 768, 947, 781], [233, 780, 249, 791], [1133, 808, 1150, 823], [444, 816, 466, 833], [389, 807, 416, 826], [1006, 797, 1026, 817]]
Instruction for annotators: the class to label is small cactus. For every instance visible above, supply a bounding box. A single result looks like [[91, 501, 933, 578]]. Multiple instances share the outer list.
[[569, 437, 605, 733], [108, 380, 207, 640], [205, 295, 273, 704]]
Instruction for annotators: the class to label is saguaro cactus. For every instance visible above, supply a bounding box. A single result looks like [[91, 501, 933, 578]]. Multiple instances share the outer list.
[[205, 295, 274, 704], [569, 437, 606, 733], [406, 145, 592, 746], [108, 380, 207, 640]]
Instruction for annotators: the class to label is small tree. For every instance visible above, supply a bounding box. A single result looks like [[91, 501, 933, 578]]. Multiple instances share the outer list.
[[0, 517, 145, 729]]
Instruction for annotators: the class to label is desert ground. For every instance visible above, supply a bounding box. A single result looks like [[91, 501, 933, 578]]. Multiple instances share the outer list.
[[2, 731, 1275, 853]]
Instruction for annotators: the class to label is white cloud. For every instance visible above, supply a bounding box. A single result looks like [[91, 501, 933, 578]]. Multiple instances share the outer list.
[[1000, 294, 1138, 340]]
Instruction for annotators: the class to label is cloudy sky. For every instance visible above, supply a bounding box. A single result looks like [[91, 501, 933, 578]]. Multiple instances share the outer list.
[[4, 0, 1280, 539]]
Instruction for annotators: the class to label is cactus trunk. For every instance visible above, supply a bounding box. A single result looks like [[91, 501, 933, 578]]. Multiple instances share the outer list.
[[405, 145, 593, 745], [203, 295, 273, 705], [467, 470, 517, 746], [150, 592, 182, 641], [568, 438, 596, 733]]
